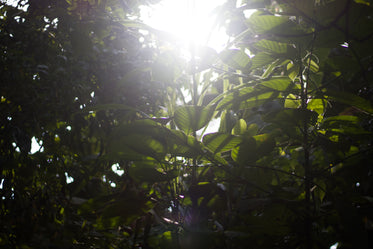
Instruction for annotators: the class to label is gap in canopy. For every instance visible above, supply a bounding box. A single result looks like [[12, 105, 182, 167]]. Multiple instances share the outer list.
[[139, 0, 229, 52]]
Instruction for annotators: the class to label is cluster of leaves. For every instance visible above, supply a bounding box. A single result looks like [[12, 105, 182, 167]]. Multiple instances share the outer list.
[[1, 0, 373, 248]]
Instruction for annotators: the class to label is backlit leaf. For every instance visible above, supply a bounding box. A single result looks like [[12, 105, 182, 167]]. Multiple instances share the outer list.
[[260, 77, 293, 91], [251, 52, 275, 69], [220, 49, 250, 69], [307, 98, 327, 115], [174, 105, 215, 135], [232, 119, 247, 135], [203, 132, 242, 154], [248, 14, 289, 34], [284, 94, 301, 108], [254, 40, 288, 54]]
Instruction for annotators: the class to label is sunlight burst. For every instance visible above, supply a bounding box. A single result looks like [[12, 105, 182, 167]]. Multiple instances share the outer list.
[[140, 0, 227, 51]]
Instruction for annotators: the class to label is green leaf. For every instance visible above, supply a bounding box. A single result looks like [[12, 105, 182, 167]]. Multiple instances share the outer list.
[[251, 52, 275, 69], [239, 91, 280, 109], [79, 191, 152, 228], [246, 123, 259, 137], [354, 0, 371, 5], [327, 127, 371, 135], [203, 133, 242, 154], [108, 120, 169, 159], [174, 105, 215, 135], [305, 58, 319, 72], [129, 163, 175, 183], [260, 77, 293, 91], [286, 61, 299, 81], [322, 115, 360, 126], [248, 15, 289, 34], [284, 94, 301, 108], [307, 98, 327, 115], [217, 85, 254, 110], [320, 115, 371, 135], [220, 49, 250, 69], [309, 72, 324, 89], [217, 83, 280, 111], [218, 110, 236, 133], [121, 135, 166, 157], [254, 40, 288, 54], [264, 109, 319, 127], [261, 59, 280, 78], [326, 90, 373, 114], [232, 119, 247, 135], [231, 133, 275, 164], [167, 129, 203, 157], [253, 133, 276, 156]]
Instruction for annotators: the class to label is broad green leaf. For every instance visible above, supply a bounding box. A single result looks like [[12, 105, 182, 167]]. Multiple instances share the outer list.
[[231, 133, 275, 164], [217, 83, 280, 111], [203, 133, 242, 154], [253, 133, 276, 156], [167, 129, 203, 157], [108, 120, 170, 159], [217, 85, 255, 110], [254, 40, 288, 54], [218, 110, 236, 133], [79, 191, 152, 228], [232, 119, 247, 135], [174, 105, 215, 135], [326, 90, 373, 114], [246, 123, 259, 137], [264, 109, 319, 127], [287, 61, 299, 81], [239, 91, 280, 109], [260, 77, 293, 91], [327, 127, 371, 135], [354, 0, 371, 5], [284, 94, 301, 108], [320, 115, 370, 136], [111, 119, 165, 136], [305, 58, 319, 72], [251, 52, 275, 69], [129, 165, 175, 183], [309, 72, 324, 89], [307, 98, 327, 115], [261, 59, 280, 79], [220, 49, 250, 69], [248, 15, 289, 34], [322, 115, 360, 126], [120, 135, 166, 158]]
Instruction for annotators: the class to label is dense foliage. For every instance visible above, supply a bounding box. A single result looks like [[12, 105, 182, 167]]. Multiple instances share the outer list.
[[1, 0, 373, 248]]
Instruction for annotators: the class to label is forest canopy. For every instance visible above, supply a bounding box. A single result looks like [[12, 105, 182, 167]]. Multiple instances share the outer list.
[[1, 0, 373, 248]]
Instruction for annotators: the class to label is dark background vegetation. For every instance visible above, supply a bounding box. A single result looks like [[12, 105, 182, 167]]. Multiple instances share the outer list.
[[1, 0, 372, 248]]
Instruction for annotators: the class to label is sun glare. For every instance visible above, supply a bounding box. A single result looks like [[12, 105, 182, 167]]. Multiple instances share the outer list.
[[140, 0, 228, 51]]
